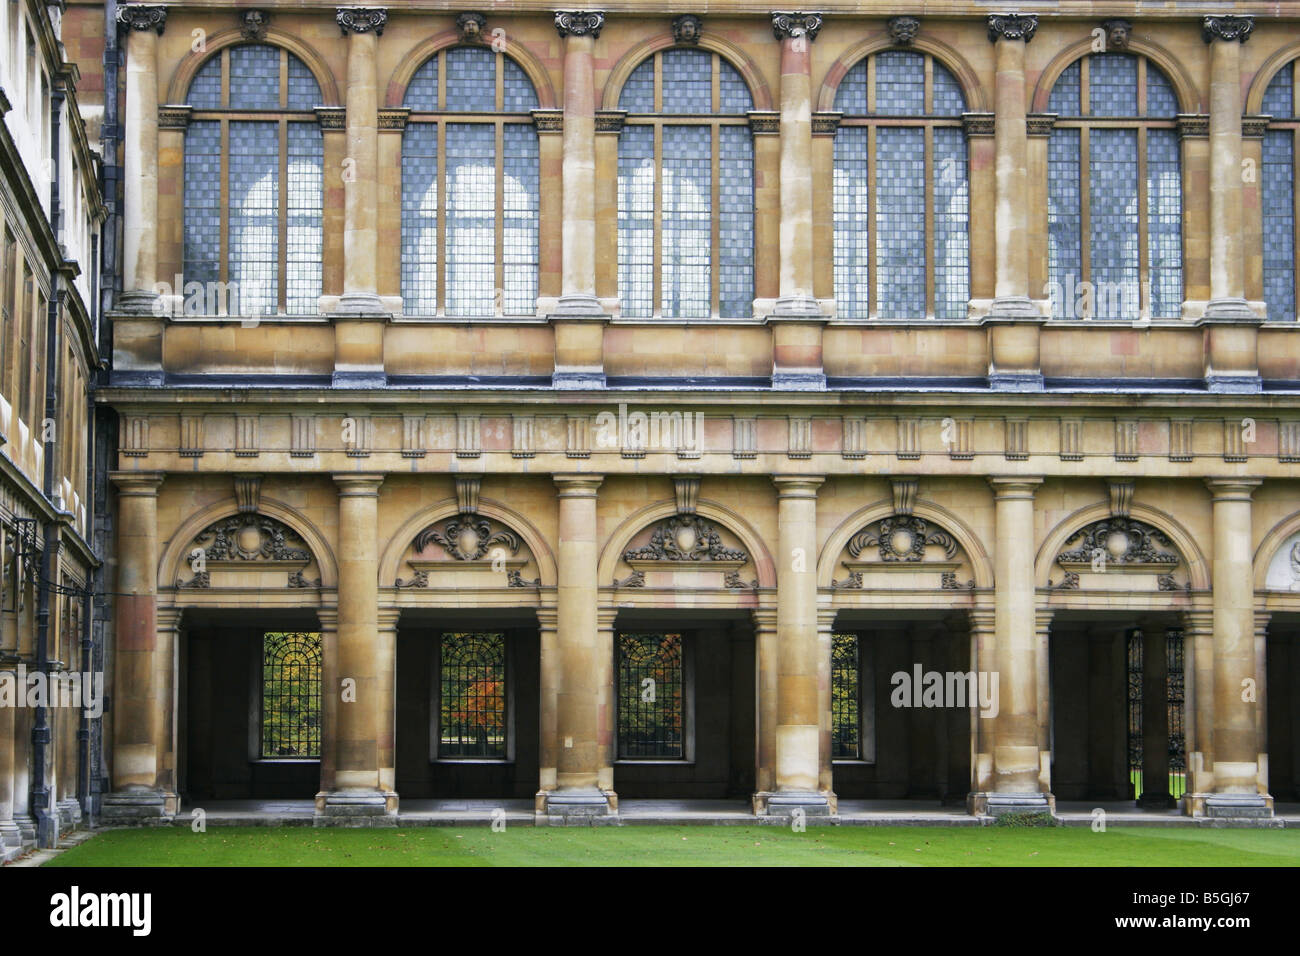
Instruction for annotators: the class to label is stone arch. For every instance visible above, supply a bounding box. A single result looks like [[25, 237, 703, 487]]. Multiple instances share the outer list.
[[385, 33, 557, 109], [165, 29, 341, 106], [1246, 44, 1300, 115], [598, 498, 776, 589], [1253, 508, 1300, 590], [379, 497, 557, 588], [1030, 36, 1201, 115], [158, 496, 338, 590], [600, 33, 774, 112], [816, 35, 988, 113], [817, 498, 993, 590], [1035, 501, 1209, 591]]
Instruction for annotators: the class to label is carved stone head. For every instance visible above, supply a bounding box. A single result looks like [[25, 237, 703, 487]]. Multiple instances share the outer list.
[[457, 12, 487, 42], [887, 16, 920, 46], [1102, 19, 1132, 51], [672, 14, 702, 45], [239, 10, 269, 42]]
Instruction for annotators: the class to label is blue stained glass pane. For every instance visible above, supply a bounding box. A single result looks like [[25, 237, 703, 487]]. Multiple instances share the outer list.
[[400, 123, 438, 313], [286, 123, 323, 314], [661, 125, 711, 316], [932, 63, 966, 116], [1146, 129, 1182, 318], [617, 125, 655, 316], [227, 121, 279, 314], [1263, 130, 1296, 321], [662, 49, 712, 113], [445, 47, 495, 112], [1090, 54, 1138, 117], [719, 60, 753, 114], [1049, 61, 1081, 116], [1048, 128, 1082, 317], [444, 123, 496, 314], [1089, 127, 1140, 319], [874, 51, 924, 115], [1263, 63, 1294, 119], [1146, 66, 1177, 118], [875, 126, 925, 316], [502, 123, 539, 315], [229, 44, 280, 110], [503, 57, 539, 112], [183, 121, 221, 295], [833, 126, 869, 318], [187, 56, 222, 108], [405, 56, 440, 110], [834, 60, 867, 115], [619, 58, 655, 112], [287, 55, 322, 111], [934, 127, 970, 319], [718, 126, 754, 317]]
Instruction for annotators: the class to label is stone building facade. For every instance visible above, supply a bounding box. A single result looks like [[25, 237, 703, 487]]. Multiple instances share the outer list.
[[7, 1, 1300, 841]]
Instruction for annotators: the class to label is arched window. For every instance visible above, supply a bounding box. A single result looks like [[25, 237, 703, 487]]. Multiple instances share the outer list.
[[438, 631, 507, 758], [400, 48, 540, 317], [260, 631, 322, 758], [1263, 63, 1299, 322], [832, 51, 970, 320], [184, 44, 324, 315], [1046, 53, 1182, 319], [617, 49, 755, 319]]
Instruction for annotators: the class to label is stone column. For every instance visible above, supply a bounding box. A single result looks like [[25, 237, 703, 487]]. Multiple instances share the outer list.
[[550, 12, 609, 388], [816, 606, 836, 806], [1204, 478, 1269, 816], [967, 608, 995, 803], [752, 607, 778, 800], [765, 476, 827, 814], [317, 474, 396, 823], [546, 475, 614, 818], [115, 5, 166, 313], [332, 8, 389, 386], [768, 13, 827, 390], [102, 472, 168, 821], [1182, 608, 1214, 810], [1255, 612, 1270, 795], [596, 606, 617, 800], [1034, 608, 1052, 794], [155, 606, 182, 815], [316, 607, 339, 795], [981, 477, 1049, 814], [984, 14, 1045, 391], [0, 670, 19, 857], [535, 606, 558, 810], [1201, 15, 1263, 392], [376, 607, 400, 799]]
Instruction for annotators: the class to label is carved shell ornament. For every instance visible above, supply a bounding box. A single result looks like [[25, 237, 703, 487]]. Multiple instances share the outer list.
[[415, 517, 520, 562], [622, 515, 748, 563], [847, 515, 957, 563], [1056, 517, 1179, 566], [194, 515, 311, 562]]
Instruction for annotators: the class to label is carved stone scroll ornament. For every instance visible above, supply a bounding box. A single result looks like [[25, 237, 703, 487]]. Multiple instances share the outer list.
[[1055, 517, 1179, 566], [336, 7, 388, 36], [847, 516, 957, 563], [723, 570, 758, 590], [506, 569, 541, 588], [554, 11, 605, 38], [771, 12, 822, 42], [192, 515, 311, 562], [1202, 15, 1253, 44], [288, 569, 320, 589], [117, 5, 167, 34], [395, 569, 429, 589], [622, 515, 747, 562], [987, 13, 1037, 44], [614, 569, 646, 588], [415, 517, 520, 561]]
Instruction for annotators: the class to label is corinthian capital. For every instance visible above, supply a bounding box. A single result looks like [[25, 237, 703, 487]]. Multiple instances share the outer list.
[[336, 7, 388, 36], [116, 4, 167, 35], [1202, 15, 1254, 44], [554, 11, 605, 38], [770, 12, 822, 42], [986, 13, 1037, 43]]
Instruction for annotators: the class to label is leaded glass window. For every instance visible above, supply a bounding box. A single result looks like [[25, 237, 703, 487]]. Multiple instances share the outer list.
[[183, 44, 324, 315], [438, 632, 507, 759], [401, 48, 540, 316], [1263, 62, 1299, 323], [617, 49, 755, 319], [832, 51, 970, 320], [260, 632, 322, 759], [616, 633, 685, 759], [831, 633, 861, 759], [1046, 54, 1182, 319]]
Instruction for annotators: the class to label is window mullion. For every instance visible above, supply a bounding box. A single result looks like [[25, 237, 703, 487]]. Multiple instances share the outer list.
[[495, 120, 505, 315], [653, 121, 663, 317], [924, 123, 935, 318], [278, 118, 288, 314], [867, 125, 877, 319], [1080, 126, 1091, 297], [1137, 125, 1149, 319], [219, 118, 229, 291], [437, 120, 446, 316], [710, 124, 720, 316]]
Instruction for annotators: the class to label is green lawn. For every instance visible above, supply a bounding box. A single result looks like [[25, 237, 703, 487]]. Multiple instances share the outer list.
[[41, 825, 1300, 867]]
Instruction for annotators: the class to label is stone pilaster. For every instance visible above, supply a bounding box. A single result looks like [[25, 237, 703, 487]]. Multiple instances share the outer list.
[[535, 606, 558, 809], [1182, 608, 1215, 810], [376, 606, 400, 799], [967, 608, 996, 801], [752, 607, 778, 799], [0, 672, 20, 857], [550, 11, 609, 388], [1203, 478, 1270, 816], [545, 475, 615, 819], [317, 474, 396, 824], [977, 477, 1051, 814], [155, 606, 182, 815], [115, 5, 166, 313], [1201, 16, 1262, 392], [984, 14, 1044, 391], [767, 12, 827, 390], [1255, 612, 1270, 796], [1034, 608, 1052, 794], [816, 606, 837, 807], [102, 472, 170, 822], [760, 475, 828, 815], [316, 607, 339, 794]]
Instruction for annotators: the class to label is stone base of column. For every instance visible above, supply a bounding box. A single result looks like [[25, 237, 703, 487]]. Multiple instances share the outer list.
[[772, 294, 823, 317], [752, 791, 833, 817], [114, 289, 162, 314], [967, 791, 1055, 817], [332, 291, 391, 315], [56, 798, 83, 830], [313, 789, 399, 827], [101, 789, 174, 824], [539, 788, 619, 825], [1203, 297, 1257, 321], [765, 309, 828, 391], [13, 812, 35, 842], [1203, 792, 1272, 819], [548, 305, 609, 389], [1199, 309, 1263, 392], [0, 821, 22, 862], [982, 307, 1046, 392], [552, 293, 606, 316]]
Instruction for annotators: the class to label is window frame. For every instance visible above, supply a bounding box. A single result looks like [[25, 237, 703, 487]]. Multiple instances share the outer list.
[[430, 629, 516, 764], [830, 631, 876, 765], [253, 630, 324, 763], [1262, 63, 1300, 322], [614, 630, 695, 764], [183, 44, 325, 316]]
